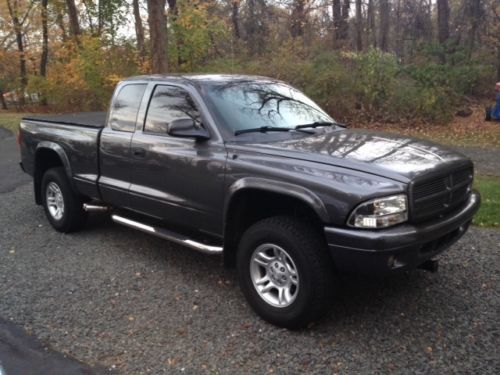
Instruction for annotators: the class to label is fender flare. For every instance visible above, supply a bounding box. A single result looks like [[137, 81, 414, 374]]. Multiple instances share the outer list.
[[225, 177, 330, 223], [35, 141, 73, 179], [33, 142, 73, 204]]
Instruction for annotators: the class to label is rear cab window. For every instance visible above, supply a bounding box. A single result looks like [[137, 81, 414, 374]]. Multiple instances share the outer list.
[[109, 84, 147, 132]]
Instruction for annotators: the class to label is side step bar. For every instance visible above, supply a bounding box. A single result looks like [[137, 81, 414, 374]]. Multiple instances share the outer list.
[[111, 214, 223, 255]]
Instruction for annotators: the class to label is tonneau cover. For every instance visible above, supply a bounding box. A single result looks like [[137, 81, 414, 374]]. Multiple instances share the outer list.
[[22, 112, 106, 128]]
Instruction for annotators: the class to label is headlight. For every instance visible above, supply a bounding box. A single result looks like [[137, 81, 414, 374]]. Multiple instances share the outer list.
[[347, 194, 408, 229]]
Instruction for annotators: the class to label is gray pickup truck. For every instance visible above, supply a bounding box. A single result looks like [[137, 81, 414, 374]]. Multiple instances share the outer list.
[[19, 74, 480, 328]]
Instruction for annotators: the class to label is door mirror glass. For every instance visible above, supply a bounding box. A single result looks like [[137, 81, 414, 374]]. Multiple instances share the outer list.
[[167, 118, 210, 140]]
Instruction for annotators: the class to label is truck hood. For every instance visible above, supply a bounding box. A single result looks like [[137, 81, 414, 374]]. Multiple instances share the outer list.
[[234, 129, 471, 183]]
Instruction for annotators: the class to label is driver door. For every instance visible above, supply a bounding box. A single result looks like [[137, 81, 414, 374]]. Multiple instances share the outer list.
[[128, 84, 226, 237]]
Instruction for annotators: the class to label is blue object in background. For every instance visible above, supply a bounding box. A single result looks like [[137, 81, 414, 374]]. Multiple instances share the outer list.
[[491, 91, 500, 120]]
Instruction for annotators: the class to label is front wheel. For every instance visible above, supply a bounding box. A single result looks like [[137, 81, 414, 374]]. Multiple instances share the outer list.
[[41, 167, 86, 233], [237, 216, 335, 329]]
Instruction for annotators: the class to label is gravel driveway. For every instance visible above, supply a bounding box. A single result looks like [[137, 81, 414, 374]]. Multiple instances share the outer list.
[[0, 182, 498, 374], [0, 128, 498, 373]]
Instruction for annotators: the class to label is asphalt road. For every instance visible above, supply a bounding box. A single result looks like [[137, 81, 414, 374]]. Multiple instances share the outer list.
[[0, 129, 498, 373], [0, 318, 102, 374], [457, 146, 500, 177], [0, 128, 30, 193]]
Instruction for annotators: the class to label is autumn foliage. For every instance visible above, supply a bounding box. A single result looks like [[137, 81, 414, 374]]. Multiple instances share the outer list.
[[0, 0, 499, 124]]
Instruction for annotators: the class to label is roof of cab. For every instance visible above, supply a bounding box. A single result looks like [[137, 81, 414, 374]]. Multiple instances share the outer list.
[[122, 74, 280, 85]]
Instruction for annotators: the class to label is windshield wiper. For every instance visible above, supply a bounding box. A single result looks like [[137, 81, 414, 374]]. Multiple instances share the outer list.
[[294, 121, 345, 130], [234, 126, 294, 136]]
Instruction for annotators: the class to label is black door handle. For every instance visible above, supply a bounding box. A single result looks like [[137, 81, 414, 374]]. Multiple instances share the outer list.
[[133, 147, 146, 157]]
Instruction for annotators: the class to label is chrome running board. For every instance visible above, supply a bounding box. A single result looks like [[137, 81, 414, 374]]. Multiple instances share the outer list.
[[111, 214, 223, 255]]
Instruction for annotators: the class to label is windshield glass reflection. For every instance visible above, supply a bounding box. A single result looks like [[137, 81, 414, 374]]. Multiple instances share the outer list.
[[205, 80, 334, 134]]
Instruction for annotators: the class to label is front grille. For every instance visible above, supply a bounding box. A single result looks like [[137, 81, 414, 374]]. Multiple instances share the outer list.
[[411, 167, 473, 222]]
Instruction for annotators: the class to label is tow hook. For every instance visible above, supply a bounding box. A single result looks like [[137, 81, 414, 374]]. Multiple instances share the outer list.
[[418, 259, 439, 273]]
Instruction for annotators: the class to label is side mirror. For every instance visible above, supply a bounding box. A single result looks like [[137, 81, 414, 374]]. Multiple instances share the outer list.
[[167, 118, 210, 140]]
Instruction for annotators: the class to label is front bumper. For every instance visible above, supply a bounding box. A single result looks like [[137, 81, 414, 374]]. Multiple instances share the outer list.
[[324, 191, 480, 274]]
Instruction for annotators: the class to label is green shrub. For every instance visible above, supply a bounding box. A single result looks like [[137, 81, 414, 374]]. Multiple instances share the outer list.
[[354, 49, 398, 111], [27, 37, 140, 111], [201, 47, 490, 124], [26, 38, 492, 124]]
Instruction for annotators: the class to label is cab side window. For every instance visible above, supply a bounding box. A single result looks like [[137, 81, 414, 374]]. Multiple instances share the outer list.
[[144, 85, 202, 135], [109, 84, 147, 132]]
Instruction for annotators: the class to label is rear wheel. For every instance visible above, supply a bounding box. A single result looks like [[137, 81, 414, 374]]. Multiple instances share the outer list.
[[41, 167, 86, 233], [237, 216, 335, 329]]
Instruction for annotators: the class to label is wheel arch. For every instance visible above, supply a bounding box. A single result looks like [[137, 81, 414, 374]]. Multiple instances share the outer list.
[[223, 178, 330, 267], [34, 142, 72, 204]]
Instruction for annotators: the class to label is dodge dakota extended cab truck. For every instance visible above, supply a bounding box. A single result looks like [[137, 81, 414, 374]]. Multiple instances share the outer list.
[[19, 75, 480, 328]]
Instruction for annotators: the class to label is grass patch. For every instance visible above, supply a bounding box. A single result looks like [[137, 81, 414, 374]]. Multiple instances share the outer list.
[[380, 123, 500, 148], [0, 112, 28, 133], [356, 105, 500, 148], [473, 175, 500, 228]]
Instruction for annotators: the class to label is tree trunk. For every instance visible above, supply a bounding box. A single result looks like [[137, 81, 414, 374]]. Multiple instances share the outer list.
[[355, 0, 362, 51], [231, 1, 241, 39], [496, 46, 500, 82], [56, 9, 68, 41], [6, 0, 27, 106], [147, 0, 168, 73], [244, 0, 262, 54], [290, 0, 306, 38], [82, 0, 95, 35], [467, 0, 481, 57], [332, 0, 342, 48], [423, 0, 433, 43], [98, 0, 104, 34], [40, 0, 49, 105], [367, 0, 376, 48], [40, 0, 49, 77], [394, 0, 403, 58], [167, 0, 184, 68], [333, 0, 349, 47], [246, 0, 256, 51], [379, 0, 390, 52], [65, 0, 81, 38], [0, 90, 7, 110], [167, 0, 177, 16], [437, 0, 450, 63], [132, 0, 146, 57], [340, 0, 350, 40]]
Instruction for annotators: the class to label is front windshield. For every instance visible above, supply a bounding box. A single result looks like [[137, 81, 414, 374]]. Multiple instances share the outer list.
[[204, 80, 334, 134]]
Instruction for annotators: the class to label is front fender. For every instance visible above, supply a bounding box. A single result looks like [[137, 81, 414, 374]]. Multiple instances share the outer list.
[[225, 177, 330, 223]]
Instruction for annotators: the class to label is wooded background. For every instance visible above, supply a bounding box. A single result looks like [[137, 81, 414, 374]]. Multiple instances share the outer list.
[[1, 0, 499, 124]]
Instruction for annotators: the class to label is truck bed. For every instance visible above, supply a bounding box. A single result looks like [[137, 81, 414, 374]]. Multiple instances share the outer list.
[[22, 112, 106, 128], [20, 115, 104, 201]]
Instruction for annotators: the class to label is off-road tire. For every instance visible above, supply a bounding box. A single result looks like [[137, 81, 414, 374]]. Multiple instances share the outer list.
[[237, 216, 335, 329], [41, 167, 86, 233]]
